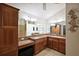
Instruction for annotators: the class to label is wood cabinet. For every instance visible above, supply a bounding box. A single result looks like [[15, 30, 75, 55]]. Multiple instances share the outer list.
[[34, 39, 41, 54], [48, 37, 65, 54], [34, 37, 47, 54], [47, 37, 53, 49], [1, 4, 18, 26], [59, 39, 65, 54], [32, 36, 65, 55], [0, 4, 19, 56], [48, 37, 59, 50], [52, 38, 59, 51]]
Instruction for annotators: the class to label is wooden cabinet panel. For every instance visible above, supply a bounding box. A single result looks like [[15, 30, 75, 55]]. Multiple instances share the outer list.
[[34, 39, 41, 54], [1, 4, 18, 26], [3, 27, 18, 48], [43, 38, 47, 48], [0, 27, 18, 56], [0, 4, 19, 56], [52, 38, 59, 51], [34, 40, 39, 54], [47, 38, 53, 49], [59, 39, 65, 54], [39, 39, 43, 50], [34, 37, 47, 54], [48, 37, 65, 54]]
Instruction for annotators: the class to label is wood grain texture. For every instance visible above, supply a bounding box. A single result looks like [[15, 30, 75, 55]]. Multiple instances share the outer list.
[[34, 37, 47, 55], [48, 37, 65, 54], [0, 3, 19, 56]]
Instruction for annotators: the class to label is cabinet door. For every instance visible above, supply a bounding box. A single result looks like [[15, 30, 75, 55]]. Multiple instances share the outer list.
[[34, 40, 41, 54], [39, 39, 44, 50], [40, 38, 46, 49], [0, 4, 18, 56], [44, 38, 47, 48], [34, 38, 47, 55], [52, 38, 59, 51], [0, 27, 18, 56], [2, 4, 18, 26], [59, 39, 65, 54], [48, 38, 53, 49], [40, 39, 44, 50]]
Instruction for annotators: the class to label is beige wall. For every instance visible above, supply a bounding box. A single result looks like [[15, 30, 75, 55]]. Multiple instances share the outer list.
[[66, 3, 79, 56]]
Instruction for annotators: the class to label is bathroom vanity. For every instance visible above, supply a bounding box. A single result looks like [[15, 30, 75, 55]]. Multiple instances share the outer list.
[[18, 39, 34, 56], [29, 35, 66, 55]]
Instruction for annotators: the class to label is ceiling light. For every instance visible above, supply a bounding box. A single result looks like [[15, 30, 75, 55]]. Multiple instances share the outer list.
[[23, 16, 30, 21]]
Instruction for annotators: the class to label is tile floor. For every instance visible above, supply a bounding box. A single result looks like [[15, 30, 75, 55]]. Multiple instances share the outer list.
[[36, 48, 65, 56]]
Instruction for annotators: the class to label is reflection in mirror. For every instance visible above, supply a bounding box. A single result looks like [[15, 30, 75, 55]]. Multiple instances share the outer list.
[[33, 27, 35, 31], [18, 18, 26, 38], [50, 24, 66, 36], [50, 24, 61, 35], [36, 27, 38, 31]]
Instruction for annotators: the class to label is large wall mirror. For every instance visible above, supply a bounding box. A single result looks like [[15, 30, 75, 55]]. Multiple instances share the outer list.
[[50, 24, 61, 35], [50, 24, 66, 36], [18, 18, 26, 38]]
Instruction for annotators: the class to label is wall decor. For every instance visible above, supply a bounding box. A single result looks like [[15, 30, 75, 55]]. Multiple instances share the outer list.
[[68, 9, 79, 32]]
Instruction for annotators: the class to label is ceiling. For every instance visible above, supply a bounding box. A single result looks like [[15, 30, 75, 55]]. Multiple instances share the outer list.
[[7, 3, 65, 20]]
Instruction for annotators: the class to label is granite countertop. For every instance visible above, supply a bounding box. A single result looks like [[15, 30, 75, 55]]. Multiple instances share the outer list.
[[18, 34, 65, 49], [48, 35, 65, 39], [29, 34, 65, 40], [18, 39, 34, 49], [29, 35, 47, 39]]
